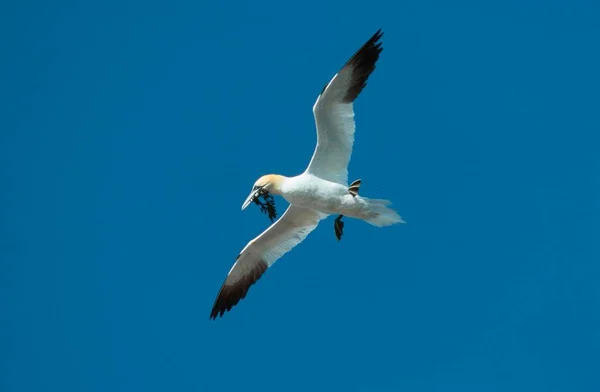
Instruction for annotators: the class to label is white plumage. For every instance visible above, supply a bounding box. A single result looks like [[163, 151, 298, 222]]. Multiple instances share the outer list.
[[210, 30, 404, 319]]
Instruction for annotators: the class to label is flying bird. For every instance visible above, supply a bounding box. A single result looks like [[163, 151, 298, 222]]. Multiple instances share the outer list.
[[210, 29, 404, 319]]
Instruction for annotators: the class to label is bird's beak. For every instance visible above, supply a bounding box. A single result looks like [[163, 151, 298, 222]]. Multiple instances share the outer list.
[[241, 190, 258, 210]]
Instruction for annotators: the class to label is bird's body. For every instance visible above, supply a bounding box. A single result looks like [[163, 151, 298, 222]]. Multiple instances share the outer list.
[[210, 29, 405, 319], [275, 173, 400, 226], [281, 173, 354, 215]]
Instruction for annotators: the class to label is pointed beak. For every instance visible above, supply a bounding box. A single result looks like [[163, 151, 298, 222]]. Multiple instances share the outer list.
[[241, 190, 258, 210]]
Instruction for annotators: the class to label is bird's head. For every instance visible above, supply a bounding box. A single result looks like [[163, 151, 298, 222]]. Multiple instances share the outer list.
[[241, 175, 285, 221]]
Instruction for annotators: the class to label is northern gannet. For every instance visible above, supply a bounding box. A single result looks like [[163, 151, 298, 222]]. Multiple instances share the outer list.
[[210, 30, 404, 319]]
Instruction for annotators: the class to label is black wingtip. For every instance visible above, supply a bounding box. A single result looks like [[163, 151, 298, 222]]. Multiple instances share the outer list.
[[319, 29, 384, 97], [209, 259, 268, 320], [341, 29, 384, 103]]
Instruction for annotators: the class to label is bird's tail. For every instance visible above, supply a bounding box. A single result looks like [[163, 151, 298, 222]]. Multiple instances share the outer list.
[[360, 198, 405, 227]]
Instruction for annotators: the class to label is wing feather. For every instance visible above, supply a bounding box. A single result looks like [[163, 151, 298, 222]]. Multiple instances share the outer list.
[[306, 30, 383, 185], [210, 206, 326, 319]]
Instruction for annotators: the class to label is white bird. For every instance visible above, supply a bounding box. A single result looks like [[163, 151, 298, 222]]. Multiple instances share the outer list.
[[210, 30, 404, 319]]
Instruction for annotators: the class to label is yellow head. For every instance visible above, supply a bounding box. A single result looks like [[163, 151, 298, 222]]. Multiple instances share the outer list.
[[241, 174, 285, 210]]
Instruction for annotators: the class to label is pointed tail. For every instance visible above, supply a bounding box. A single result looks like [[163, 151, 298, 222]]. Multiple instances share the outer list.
[[361, 198, 405, 227]]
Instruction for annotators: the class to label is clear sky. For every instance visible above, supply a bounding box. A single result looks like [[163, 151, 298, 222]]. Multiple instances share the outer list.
[[1, 1, 599, 391]]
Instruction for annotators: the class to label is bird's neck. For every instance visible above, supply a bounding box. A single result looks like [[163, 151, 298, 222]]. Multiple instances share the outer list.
[[268, 174, 287, 195]]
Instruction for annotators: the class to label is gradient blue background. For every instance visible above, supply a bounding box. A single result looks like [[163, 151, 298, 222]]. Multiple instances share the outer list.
[[1, 1, 599, 391]]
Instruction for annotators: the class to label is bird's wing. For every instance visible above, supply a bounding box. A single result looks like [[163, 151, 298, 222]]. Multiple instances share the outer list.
[[305, 29, 383, 185], [210, 205, 326, 319]]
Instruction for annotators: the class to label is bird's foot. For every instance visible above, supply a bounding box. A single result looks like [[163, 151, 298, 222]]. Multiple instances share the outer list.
[[348, 179, 362, 197], [334, 214, 344, 241]]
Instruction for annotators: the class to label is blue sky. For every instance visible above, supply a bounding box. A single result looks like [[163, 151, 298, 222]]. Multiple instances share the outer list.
[[1, 0, 599, 391]]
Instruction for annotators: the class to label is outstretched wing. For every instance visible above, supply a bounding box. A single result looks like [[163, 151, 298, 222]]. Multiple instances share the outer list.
[[305, 30, 383, 185], [210, 206, 326, 319]]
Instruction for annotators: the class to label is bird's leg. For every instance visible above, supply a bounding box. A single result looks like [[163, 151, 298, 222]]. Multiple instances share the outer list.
[[334, 179, 362, 241], [334, 215, 344, 241]]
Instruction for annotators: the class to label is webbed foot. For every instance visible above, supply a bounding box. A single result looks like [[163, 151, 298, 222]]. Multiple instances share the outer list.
[[334, 214, 344, 241], [348, 179, 362, 197]]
